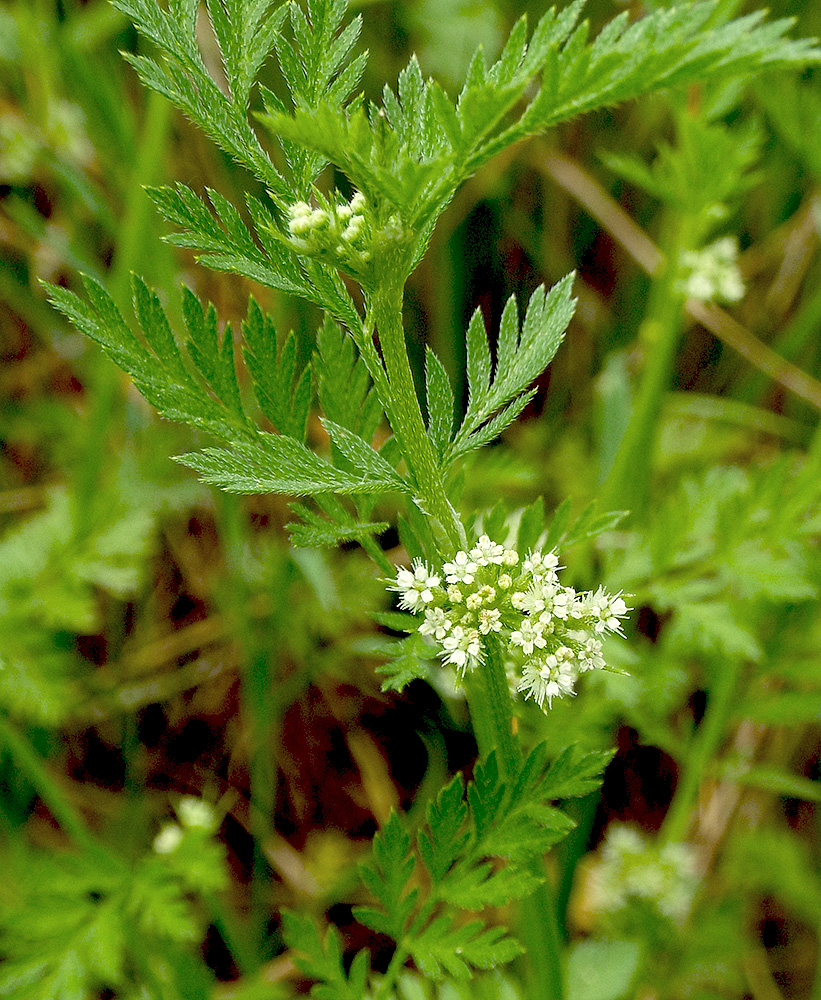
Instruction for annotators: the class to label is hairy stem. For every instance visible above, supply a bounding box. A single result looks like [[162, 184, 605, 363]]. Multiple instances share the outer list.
[[466, 636, 566, 1000], [369, 279, 463, 552]]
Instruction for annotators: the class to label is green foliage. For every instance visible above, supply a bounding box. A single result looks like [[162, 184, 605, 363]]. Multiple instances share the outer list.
[[45, 275, 405, 500], [264, 0, 818, 272], [355, 744, 610, 981], [280, 743, 610, 995], [20, 1, 821, 999], [0, 485, 159, 725], [0, 823, 227, 1000], [443, 278, 576, 462], [282, 911, 370, 1000]]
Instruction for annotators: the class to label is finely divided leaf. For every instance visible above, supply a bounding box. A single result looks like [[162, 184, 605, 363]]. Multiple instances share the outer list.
[[410, 917, 523, 981], [448, 276, 576, 462], [354, 812, 418, 940], [174, 437, 398, 495], [541, 745, 616, 800], [287, 497, 389, 549], [425, 347, 455, 458], [242, 299, 312, 441], [281, 911, 369, 1000], [321, 419, 408, 491], [352, 743, 610, 981], [315, 318, 383, 440]]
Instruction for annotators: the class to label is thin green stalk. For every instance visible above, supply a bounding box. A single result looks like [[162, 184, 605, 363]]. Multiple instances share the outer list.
[[466, 637, 565, 1000], [0, 715, 96, 853], [464, 634, 519, 779], [599, 250, 686, 517], [217, 492, 283, 969], [75, 90, 173, 539], [660, 656, 744, 844]]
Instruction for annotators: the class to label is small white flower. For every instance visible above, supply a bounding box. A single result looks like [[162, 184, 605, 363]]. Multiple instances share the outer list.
[[510, 619, 547, 656], [447, 585, 464, 603], [523, 550, 560, 577], [519, 585, 547, 616], [478, 608, 502, 634], [441, 625, 483, 673], [177, 796, 216, 831], [498, 574, 512, 591], [511, 591, 527, 610], [349, 191, 366, 213], [502, 548, 519, 566], [549, 587, 576, 620], [582, 587, 629, 634], [393, 560, 440, 612], [443, 550, 478, 585], [470, 534, 506, 565], [419, 607, 451, 640], [679, 237, 744, 305], [153, 823, 183, 854], [517, 658, 576, 709], [577, 635, 605, 672], [466, 593, 483, 610]]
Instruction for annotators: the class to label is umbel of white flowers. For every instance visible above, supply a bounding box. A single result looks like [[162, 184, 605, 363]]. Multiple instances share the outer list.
[[391, 537, 628, 711]]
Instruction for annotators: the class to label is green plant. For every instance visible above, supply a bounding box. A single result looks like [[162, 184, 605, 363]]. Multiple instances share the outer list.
[[20, 0, 820, 997]]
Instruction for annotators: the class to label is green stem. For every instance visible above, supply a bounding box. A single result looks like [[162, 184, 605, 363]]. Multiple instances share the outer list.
[[660, 656, 743, 844], [0, 715, 96, 853], [369, 280, 463, 553], [374, 943, 411, 1000], [599, 268, 685, 516], [466, 636, 565, 1000], [599, 209, 690, 517], [464, 634, 519, 779]]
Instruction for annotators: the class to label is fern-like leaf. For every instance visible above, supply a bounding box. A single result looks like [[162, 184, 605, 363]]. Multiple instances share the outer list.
[[447, 277, 576, 462]]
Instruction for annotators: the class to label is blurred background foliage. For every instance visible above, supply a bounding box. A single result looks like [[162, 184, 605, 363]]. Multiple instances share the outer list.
[[1, 0, 821, 998]]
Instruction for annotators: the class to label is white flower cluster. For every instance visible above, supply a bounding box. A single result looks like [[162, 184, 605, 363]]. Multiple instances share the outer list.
[[152, 796, 218, 854], [286, 190, 370, 267], [590, 825, 699, 923], [678, 236, 744, 304], [391, 538, 628, 711]]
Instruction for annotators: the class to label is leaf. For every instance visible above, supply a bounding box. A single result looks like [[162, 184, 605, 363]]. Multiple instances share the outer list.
[[46, 276, 250, 444], [287, 497, 388, 550], [417, 776, 469, 884], [354, 812, 417, 940], [448, 277, 576, 462], [174, 437, 397, 495], [368, 631, 435, 693], [410, 917, 524, 981], [567, 939, 641, 1000], [112, 0, 286, 194], [315, 317, 384, 441], [242, 298, 312, 441], [540, 745, 616, 800], [425, 347, 455, 458], [281, 911, 368, 1000], [666, 601, 761, 662], [321, 419, 408, 492], [516, 497, 545, 554]]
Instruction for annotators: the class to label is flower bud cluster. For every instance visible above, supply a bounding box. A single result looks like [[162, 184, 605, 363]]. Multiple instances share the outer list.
[[390, 537, 628, 711], [590, 824, 699, 923], [286, 190, 371, 268], [677, 236, 744, 304]]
